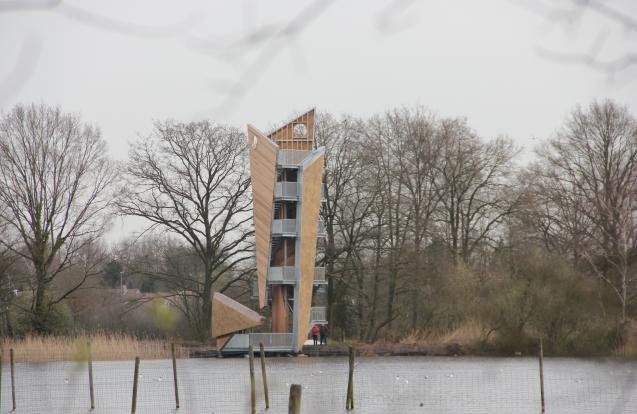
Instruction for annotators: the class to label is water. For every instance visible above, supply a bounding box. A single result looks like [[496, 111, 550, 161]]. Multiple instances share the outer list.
[[1, 356, 636, 413]]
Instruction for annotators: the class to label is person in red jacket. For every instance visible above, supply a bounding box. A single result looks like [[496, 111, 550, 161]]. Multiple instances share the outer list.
[[311, 325, 320, 346]]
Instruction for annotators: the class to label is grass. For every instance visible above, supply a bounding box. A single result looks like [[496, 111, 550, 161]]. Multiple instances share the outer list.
[[399, 322, 486, 348], [343, 323, 486, 357], [1, 333, 190, 362], [613, 320, 637, 358]]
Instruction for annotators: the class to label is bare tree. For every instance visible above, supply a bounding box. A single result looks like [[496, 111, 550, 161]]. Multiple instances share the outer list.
[[435, 118, 519, 264], [117, 120, 253, 340], [535, 100, 637, 325], [0, 217, 17, 336], [0, 104, 115, 332], [394, 107, 442, 331], [363, 113, 413, 337], [314, 112, 365, 327], [526, 0, 637, 76]]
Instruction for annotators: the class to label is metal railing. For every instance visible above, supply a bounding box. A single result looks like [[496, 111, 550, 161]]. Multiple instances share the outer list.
[[318, 220, 326, 237], [274, 181, 326, 200], [314, 267, 326, 283], [310, 306, 327, 323], [271, 219, 297, 235], [223, 333, 250, 350], [271, 219, 326, 237], [274, 181, 298, 198], [277, 150, 310, 166], [268, 266, 296, 283], [222, 333, 294, 351], [268, 266, 327, 284], [250, 279, 258, 298], [248, 333, 294, 349]]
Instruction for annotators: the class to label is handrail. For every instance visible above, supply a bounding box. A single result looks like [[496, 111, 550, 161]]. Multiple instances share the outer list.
[[268, 266, 326, 283], [271, 219, 297, 234], [274, 181, 298, 198], [249, 333, 293, 348], [310, 306, 327, 322]]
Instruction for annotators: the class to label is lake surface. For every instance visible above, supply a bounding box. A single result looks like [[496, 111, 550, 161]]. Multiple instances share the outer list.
[[1, 356, 636, 413]]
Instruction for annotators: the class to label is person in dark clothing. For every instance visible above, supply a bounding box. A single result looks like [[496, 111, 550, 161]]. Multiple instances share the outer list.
[[311, 325, 320, 346], [319, 324, 328, 346]]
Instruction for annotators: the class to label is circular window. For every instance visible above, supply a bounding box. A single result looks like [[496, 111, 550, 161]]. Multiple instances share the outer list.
[[293, 123, 307, 137]]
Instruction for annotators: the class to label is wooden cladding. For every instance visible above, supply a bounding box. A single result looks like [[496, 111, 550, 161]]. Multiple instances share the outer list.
[[271, 286, 289, 333], [247, 125, 278, 309], [268, 109, 315, 151], [295, 153, 325, 351], [212, 292, 264, 338]]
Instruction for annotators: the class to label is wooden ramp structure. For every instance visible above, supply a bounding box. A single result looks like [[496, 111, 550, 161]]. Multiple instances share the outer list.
[[212, 292, 264, 352]]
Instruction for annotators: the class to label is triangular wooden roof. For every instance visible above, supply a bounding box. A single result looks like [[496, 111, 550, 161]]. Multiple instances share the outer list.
[[267, 109, 315, 150]]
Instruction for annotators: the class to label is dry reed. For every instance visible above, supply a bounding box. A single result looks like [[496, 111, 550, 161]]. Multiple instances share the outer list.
[[1, 333, 190, 362], [399, 321, 487, 348]]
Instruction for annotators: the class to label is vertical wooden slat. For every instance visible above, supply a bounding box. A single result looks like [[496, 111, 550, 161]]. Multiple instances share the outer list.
[[296, 153, 325, 350], [247, 126, 278, 309]]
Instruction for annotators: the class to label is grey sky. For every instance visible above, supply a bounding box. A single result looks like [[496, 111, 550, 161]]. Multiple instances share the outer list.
[[1, 0, 636, 152], [1, 0, 636, 237]]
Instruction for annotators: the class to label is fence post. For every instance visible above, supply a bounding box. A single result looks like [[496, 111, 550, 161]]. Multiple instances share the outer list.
[[0, 348, 3, 411], [131, 356, 140, 414], [259, 343, 270, 409], [88, 341, 95, 410], [10, 348, 16, 411], [346, 346, 355, 410], [171, 343, 180, 409], [539, 337, 545, 413], [288, 384, 302, 414], [249, 345, 256, 414]]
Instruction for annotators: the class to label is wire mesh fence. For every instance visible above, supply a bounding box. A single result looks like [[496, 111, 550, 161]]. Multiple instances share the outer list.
[[1, 346, 637, 413]]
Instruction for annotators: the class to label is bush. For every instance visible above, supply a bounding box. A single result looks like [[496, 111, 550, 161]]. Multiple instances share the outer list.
[[480, 248, 617, 355]]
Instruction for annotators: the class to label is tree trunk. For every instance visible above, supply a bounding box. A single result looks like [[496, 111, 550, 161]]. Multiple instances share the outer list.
[[202, 271, 213, 341], [326, 216, 336, 328], [33, 279, 47, 332]]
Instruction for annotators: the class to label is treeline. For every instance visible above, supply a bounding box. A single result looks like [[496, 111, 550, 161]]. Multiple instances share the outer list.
[[1, 101, 636, 355], [318, 102, 637, 354]]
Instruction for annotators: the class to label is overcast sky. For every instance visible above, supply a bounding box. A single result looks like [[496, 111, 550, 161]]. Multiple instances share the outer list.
[[1, 0, 636, 155], [1, 0, 636, 238]]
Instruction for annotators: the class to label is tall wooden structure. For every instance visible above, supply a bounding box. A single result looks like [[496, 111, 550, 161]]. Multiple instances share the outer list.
[[212, 109, 327, 353]]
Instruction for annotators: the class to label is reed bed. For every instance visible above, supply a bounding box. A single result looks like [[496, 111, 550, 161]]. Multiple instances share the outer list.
[[399, 322, 486, 348], [1, 333, 190, 362]]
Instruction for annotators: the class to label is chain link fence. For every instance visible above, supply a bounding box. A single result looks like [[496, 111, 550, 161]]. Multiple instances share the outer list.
[[1, 346, 637, 413]]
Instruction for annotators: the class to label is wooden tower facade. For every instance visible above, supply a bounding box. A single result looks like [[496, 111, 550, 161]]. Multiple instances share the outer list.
[[246, 109, 327, 352]]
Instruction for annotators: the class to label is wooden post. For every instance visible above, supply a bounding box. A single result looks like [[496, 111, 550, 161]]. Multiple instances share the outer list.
[[539, 337, 545, 413], [259, 343, 270, 409], [288, 384, 302, 414], [88, 341, 95, 410], [0, 349, 3, 411], [346, 346, 355, 410], [131, 357, 140, 414], [171, 343, 180, 410], [249, 345, 256, 414], [10, 348, 16, 412]]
